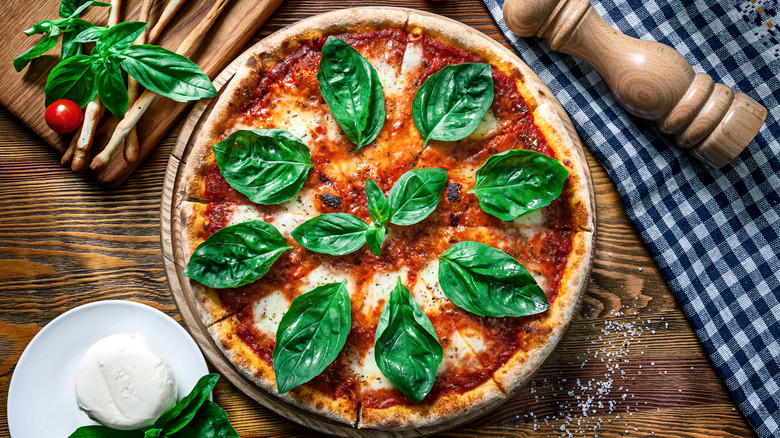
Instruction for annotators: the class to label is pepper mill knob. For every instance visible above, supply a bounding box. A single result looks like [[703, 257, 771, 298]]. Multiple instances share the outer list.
[[503, 0, 767, 168]]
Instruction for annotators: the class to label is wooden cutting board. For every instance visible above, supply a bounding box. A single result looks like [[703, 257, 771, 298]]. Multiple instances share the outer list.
[[0, 0, 282, 186]]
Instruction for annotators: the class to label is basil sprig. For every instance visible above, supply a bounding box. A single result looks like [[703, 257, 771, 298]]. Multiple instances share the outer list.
[[68, 374, 238, 438], [183, 220, 292, 289], [438, 241, 549, 317], [13, 0, 109, 71], [469, 149, 569, 221], [412, 63, 494, 147], [273, 281, 351, 393], [213, 129, 313, 205], [41, 21, 216, 117], [318, 37, 385, 151], [374, 278, 443, 403], [293, 168, 448, 257], [291, 213, 369, 256]]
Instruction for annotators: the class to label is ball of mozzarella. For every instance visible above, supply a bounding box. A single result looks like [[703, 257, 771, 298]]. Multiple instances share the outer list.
[[75, 333, 177, 430]]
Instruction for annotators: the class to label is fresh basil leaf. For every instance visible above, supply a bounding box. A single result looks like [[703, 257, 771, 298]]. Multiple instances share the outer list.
[[74, 26, 107, 43], [96, 21, 147, 54], [95, 59, 128, 119], [154, 373, 219, 434], [213, 129, 313, 205], [273, 281, 351, 393], [468, 149, 569, 221], [44, 54, 96, 106], [13, 32, 58, 72], [168, 400, 239, 438], [143, 429, 162, 438], [291, 213, 369, 256], [438, 241, 549, 317], [387, 168, 448, 226], [318, 37, 385, 151], [183, 220, 292, 288], [365, 178, 389, 224], [68, 426, 143, 438], [60, 0, 110, 18], [61, 28, 85, 60], [120, 45, 216, 102], [412, 63, 494, 147], [374, 278, 443, 403], [365, 223, 386, 256]]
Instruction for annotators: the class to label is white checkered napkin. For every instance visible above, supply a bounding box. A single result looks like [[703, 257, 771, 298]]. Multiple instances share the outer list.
[[483, 0, 780, 436]]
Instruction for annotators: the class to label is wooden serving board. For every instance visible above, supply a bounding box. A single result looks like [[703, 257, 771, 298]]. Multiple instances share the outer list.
[[160, 8, 596, 436], [0, 0, 282, 186]]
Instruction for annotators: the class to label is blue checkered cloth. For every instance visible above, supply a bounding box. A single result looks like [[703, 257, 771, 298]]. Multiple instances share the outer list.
[[482, 0, 780, 435]]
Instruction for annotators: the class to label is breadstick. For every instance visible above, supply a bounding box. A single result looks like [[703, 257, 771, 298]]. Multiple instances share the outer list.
[[123, 0, 155, 164], [72, 0, 121, 172]]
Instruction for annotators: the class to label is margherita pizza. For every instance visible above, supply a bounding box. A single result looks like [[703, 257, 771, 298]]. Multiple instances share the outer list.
[[177, 8, 593, 431]]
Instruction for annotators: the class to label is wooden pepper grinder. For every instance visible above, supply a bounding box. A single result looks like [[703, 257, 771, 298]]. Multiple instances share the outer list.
[[503, 0, 768, 168]]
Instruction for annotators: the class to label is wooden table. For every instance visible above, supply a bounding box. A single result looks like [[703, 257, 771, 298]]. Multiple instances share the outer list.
[[0, 1, 756, 436]]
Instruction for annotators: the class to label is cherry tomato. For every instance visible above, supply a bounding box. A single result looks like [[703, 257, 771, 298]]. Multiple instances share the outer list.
[[45, 99, 83, 134]]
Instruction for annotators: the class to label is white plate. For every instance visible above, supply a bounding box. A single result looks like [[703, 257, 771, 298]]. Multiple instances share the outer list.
[[7, 300, 209, 438]]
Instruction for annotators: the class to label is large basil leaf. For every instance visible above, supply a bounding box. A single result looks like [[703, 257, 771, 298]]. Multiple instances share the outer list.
[[273, 281, 351, 393], [120, 45, 217, 102], [96, 21, 147, 54], [68, 427, 143, 438], [365, 223, 386, 257], [291, 213, 369, 255], [412, 63, 494, 147], [95, 58, 128, 119], [14, 30, 59, 72], [153, 374, 219, 434], [365, 178, 389, 224], [438, 241, 548, 317], [388, 168, 448, 226], [44, 54, 97, 106], [468, 149, 569, 221], [183, 220, 292, 288], [212, 129, 313, 205], [318, 37, 385, 151], [374, 278, 443, 403], [168, 401, 239, 438]]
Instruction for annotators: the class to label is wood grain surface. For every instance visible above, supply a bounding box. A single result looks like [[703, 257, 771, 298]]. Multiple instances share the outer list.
[[0, 1, 755, 437], [0, 0, 282, 186]]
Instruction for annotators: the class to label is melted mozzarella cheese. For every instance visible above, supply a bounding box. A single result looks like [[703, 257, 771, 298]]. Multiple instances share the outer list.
[[227, 204, 263, 226], [358, 347, 396, 390], [252, 291, 290, 335]]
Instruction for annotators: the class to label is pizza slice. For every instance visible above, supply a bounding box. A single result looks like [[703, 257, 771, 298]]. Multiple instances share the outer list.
[[349, 267, 504, 429], [207, 262, 364, 425]]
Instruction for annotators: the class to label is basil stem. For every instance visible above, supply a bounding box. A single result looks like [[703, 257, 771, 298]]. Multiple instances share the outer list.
[[374, 278, 443, 403], [387, 168, 448, 226], [274, 281, 351, 393], [438, 241, 549, 317], [213, 129, 313, 205], [183, 220, 292, 289], [412, 62, 494, 147], [468, 149, 569, 221], [318, 37, 385, 151], [291, 213, 370, 256]]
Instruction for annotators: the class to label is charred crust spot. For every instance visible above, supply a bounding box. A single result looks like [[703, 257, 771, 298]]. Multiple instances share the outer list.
[[318, 172, 331, 184], [245, 56, 257, 68], [320, 193, 342, 208], [449, 212, 461, 227], [446, 182, 462, 202]]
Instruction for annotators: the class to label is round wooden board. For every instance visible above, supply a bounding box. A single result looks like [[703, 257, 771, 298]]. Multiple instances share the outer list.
[[160, 7, 596, 437]]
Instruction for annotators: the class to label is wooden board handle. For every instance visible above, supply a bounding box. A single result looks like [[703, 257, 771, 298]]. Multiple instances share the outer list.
[[503, 0, 767, 168]]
